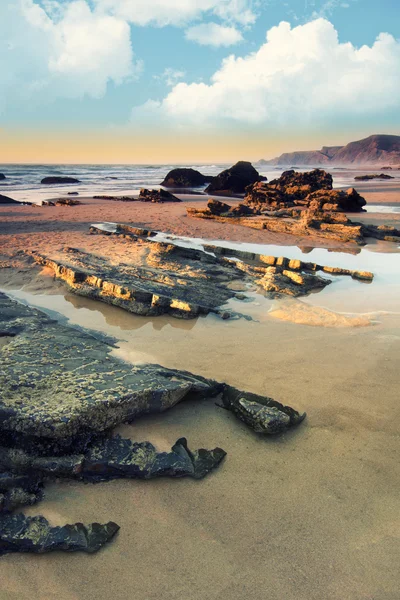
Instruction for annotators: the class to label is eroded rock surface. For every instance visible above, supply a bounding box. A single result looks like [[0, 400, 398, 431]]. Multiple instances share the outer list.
[[244, 169, 366, 213], [0, 292, 305, 555]]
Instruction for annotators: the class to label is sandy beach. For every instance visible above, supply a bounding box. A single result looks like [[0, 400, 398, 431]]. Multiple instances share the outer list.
[[0, 183, 399, 600]]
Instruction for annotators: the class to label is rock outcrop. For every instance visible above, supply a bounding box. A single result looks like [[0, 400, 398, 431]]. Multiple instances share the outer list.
[[41, 176, 80, 185], [139, 188, 181, 203], [354, 173, 394, 181], [0, 290, 305, 555], [0, 173, 6, 180], [260, 134, 400, 166], [161, 168, 213, 188], [0, 194, 19, 205], [244, 169, 366, 213], [205, 161, 266, 196]]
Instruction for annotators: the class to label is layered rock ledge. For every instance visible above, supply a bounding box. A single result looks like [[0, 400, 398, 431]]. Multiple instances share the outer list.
[[0, 291, 305, 555]]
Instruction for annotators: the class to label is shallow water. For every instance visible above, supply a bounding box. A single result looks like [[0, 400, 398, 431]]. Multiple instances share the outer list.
[[1, 231, 399, 600]]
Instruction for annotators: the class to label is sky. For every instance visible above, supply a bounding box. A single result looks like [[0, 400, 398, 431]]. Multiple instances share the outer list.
[[1, 0, 400, 163]]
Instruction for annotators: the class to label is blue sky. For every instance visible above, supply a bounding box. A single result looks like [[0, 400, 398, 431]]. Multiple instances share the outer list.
[[1, 0, 399, 161]]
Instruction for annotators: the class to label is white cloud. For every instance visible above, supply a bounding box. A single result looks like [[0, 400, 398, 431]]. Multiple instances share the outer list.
[[154, 68, 186, 87], [133, 19, 400, 127], [0, 0, 139, 112], [93, 0, 257, 27], [185, 23, 243, 47]]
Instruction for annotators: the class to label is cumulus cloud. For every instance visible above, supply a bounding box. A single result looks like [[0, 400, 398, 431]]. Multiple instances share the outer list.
[[185, 23, 243, 47], [133, 19, 400, 127], [0, 0, 139, 112], [93, 0, 257, 27]]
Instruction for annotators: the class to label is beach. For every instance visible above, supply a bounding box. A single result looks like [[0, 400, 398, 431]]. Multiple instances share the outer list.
[[0, 177, 399, 600]]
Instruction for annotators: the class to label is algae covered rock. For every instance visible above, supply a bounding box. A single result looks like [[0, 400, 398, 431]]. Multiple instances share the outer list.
[[0, 514, 119, 555], [221, 386, 306, 434]]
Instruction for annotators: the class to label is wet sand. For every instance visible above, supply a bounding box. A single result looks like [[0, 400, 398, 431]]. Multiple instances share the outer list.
[[0, 193, 399, 600]]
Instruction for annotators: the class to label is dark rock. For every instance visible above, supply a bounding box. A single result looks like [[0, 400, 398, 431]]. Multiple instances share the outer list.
[[221, 386, 306, 434], [41, 200, 55, 206], [354, 173, 394, 181], [205, 161, 266, 196], [0, 174, 6, 180], [55, 198, 82, 206], [81, 436, 226, 482], [67, 192, 79, 196], [207, 199, 232, 215], [0, 194, 19, 205], [244, 169, 366, 213], [41, 177, 80, 185], [0, 514, 119, 556], [161, 168, 213, 188], [139, 188, 181, 203]]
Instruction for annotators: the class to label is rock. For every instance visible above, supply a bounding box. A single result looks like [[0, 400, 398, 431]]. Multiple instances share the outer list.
[[207, 199, 232, 215], [161, 168, 213, 188], [0, 174, 6, 180], [244, 170, 366, 213], [41, 200, 55, 206], [221, 386, 306, 434], [205, 161, 265, 196], [55, 198, 82, 206], [67, 192, 79, 196], [354, 173, 394, 181], [0, 514, 119, 556], [139, 188, 181, 203], [41, 177, 80, 185], [81, 436, 226, 481], [0, 194, 19, 205]]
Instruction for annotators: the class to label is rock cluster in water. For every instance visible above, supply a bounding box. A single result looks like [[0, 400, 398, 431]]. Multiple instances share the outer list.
[[0, 291, 305, 555], [27, 224, 373, 323], [354, 173, 394, 181]]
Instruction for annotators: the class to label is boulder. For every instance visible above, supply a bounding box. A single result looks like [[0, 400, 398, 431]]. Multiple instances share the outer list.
[[267, 169, 333, 198], [161, 168, 213, 188], [0, 194, 19, 205], [41, 177, 80, 185], [0, 174, 6, 180], [205, 161, 266, 195], [139, 188, 181, 203]]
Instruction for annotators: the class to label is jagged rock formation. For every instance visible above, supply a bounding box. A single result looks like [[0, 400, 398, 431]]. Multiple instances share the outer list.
[[244, 169, 366, 213], [0, 291, 305, 554], [187, 198, 400, 245], [0, 173, 6, 180], [0, 194, 19, 205], [205, 161, 266, 196], [259, 134, 400, 166], [0, 515, 120, 556], [161, 168, 213, 188], [354, 173, 394, 181], [41, 176, 80, 184], [139, 188, 181, 203], [28, 224, 373, 322]]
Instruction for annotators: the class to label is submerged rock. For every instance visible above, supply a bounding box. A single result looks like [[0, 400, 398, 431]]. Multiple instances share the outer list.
[[139, 188, 181, 203], [205, 161, 266, 196], [41, 177, 80, 185], [0, 173, 6, 180], [221, 386, 306, 434], [0, 514, 119, 556], [55, 198, 82, 206], [161, 168, 213, 188]]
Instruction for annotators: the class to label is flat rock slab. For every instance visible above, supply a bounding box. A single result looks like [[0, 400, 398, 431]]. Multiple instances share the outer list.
[[0, 292, 221, 444]]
